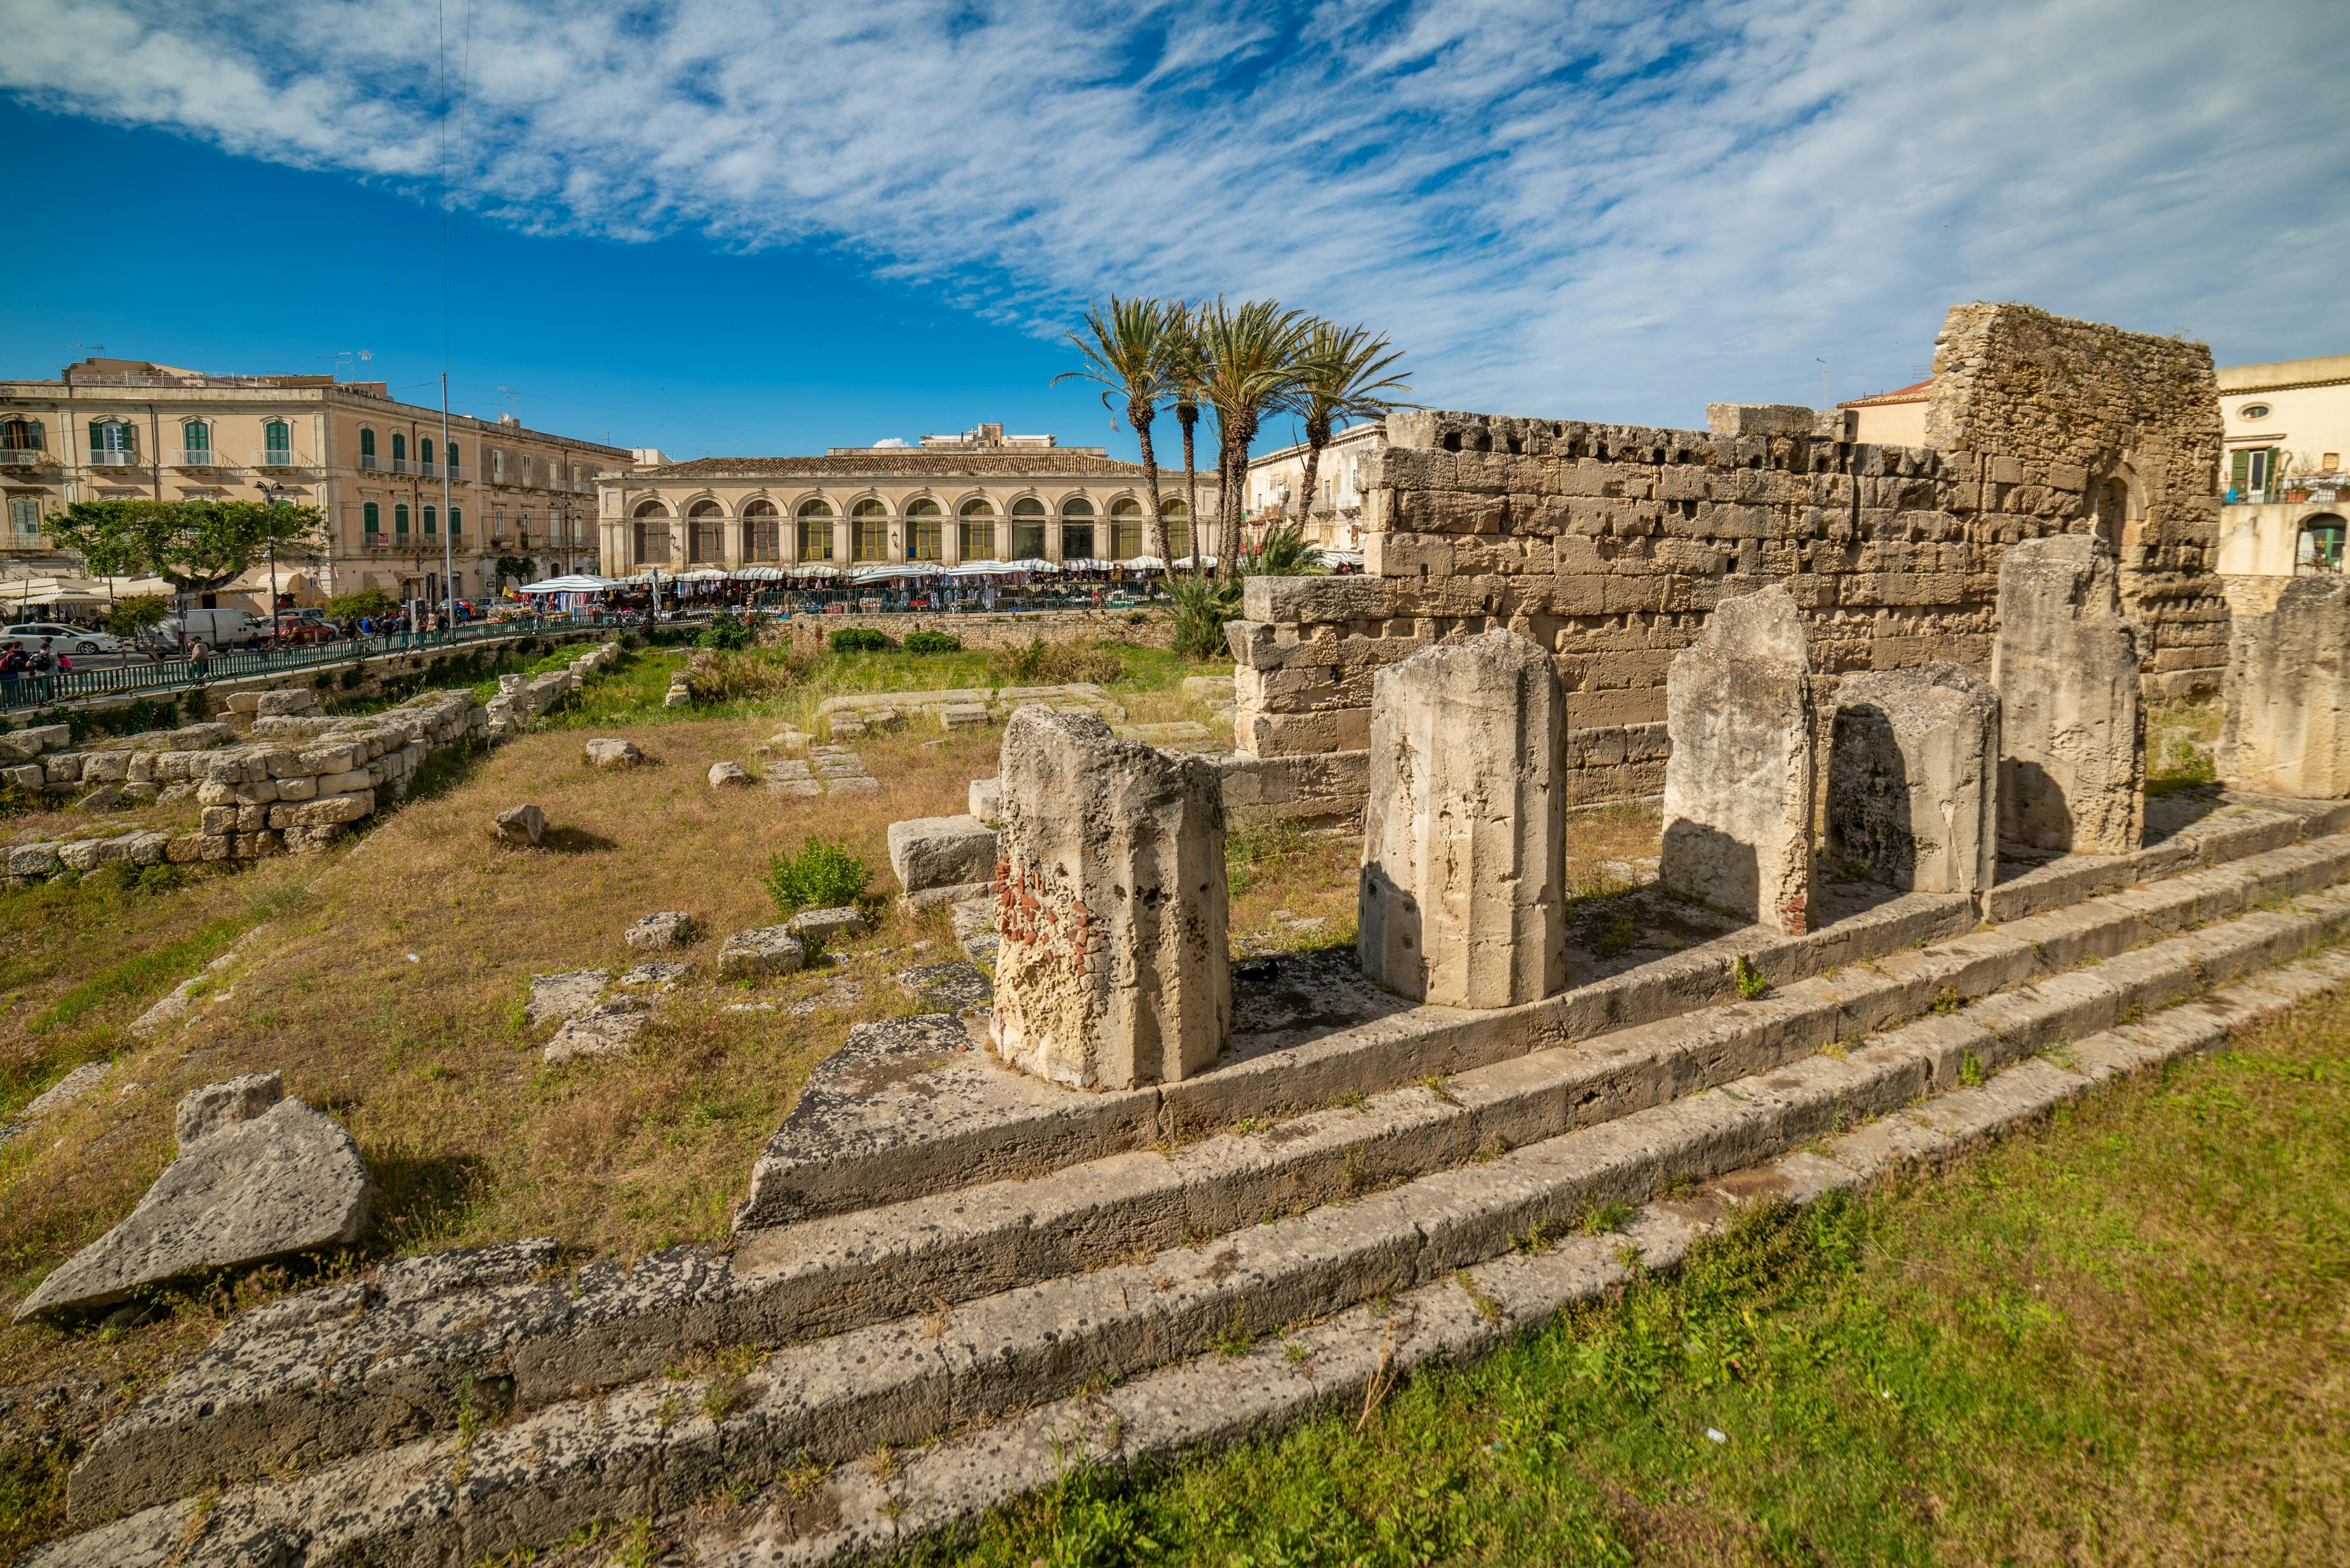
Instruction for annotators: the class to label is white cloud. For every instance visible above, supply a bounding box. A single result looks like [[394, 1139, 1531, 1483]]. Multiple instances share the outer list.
[[4, 0, 2345, 424]]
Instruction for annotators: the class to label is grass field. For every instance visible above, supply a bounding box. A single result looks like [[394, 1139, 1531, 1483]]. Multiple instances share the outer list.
[[922, 983, 2350, 1568]]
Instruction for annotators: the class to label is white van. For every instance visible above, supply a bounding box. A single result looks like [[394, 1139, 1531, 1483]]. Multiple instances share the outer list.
[[159, 608, 259, 649]]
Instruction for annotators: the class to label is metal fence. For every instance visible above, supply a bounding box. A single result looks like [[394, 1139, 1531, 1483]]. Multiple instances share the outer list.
[[0, 614, 638, 713]]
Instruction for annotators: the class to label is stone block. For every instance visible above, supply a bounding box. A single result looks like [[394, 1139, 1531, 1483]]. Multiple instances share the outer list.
[[3, 763, 43, 791], [887, 814, 999, 894], [1706, 403, 1818, 437], [273, 775, 318, 802], [940, 702, 993, 729], [1826, 665, 2000, 898], [253, 689, 316, 717], [7, 842, 58, 876], [584, 738, 643, 769], [626, 909, 695, 950], [293, 791, 373, 827], [1359, 629, 1569, 1007], [1991, 534, 2144, 852], [1660, 582, 1816, 934], [2219, 575, 2350, 798], [990, 708, 1230, 1090], [175, 1070, 284, 1148], [708, 761, 753, 789], [80, 751, 130, 783], [718, 925, 807, 980], [787, 906, 866, 946], [969, 776, 1002, 821], [494, 803, 547, 847]]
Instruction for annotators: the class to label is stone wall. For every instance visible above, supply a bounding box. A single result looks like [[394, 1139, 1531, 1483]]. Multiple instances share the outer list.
[[772, 608, 1173, 655], [1227, 302, 2229, 811]]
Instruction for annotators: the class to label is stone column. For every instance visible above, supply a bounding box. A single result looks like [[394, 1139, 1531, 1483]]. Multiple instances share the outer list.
[[1991, 534, 2144, 853], [1660, 582, 1815, 934], [1825, 664, 2000, 899], [833, 516, 852, 568], [1046, 517, 1065, 565], [2220, 575, 2350, 797], [1359, 629, 1569, 1007], [990, 709, 1230, 1090]]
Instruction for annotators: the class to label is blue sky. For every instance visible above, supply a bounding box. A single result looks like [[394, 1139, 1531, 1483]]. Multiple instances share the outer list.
[[3, 0, 2347, 464]]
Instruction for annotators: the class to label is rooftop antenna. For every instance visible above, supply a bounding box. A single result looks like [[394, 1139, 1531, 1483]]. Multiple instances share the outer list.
[[497, 385, 520, 422], [1815, 357, 1828, 406], [321, 349, 373, 380]]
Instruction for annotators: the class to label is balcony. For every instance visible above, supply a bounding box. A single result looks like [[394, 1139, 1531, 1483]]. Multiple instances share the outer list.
[[0, 446, 49, 466], [390, 455, 413, 475], [358, 452, 383, 472], [172, 448, 227, 468], [365, 532, 388, 549], [445, 464, 471, 483], [252, 448, 307, 469], [86, 449, 140, 467]]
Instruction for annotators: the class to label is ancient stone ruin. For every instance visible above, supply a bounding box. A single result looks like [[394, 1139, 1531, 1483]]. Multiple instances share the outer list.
[[1359, 627, 1569, 1006], [1991, 533, 2145, 854], [989, 707, 1230, 1090], [1660, 582, 1816, 934], [1826, 664, 2000, 897], [2220, 575, 2350, 798]]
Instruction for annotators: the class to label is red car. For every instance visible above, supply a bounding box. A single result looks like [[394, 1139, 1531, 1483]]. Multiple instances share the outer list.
[[258, 613, 339, 646]]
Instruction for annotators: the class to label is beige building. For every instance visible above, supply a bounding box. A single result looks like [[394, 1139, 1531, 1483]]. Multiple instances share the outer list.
[[1838, 377, 1933, 446], [1244, 422, 1384, 551], [600, 424, 1212, 574], [0, 357, 632, 608], [2211, 353, 2349, 609]]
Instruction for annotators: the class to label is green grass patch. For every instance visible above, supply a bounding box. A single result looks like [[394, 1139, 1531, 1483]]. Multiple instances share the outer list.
[[919, 983, 2350, 1567], [25, 917, 244, 1039]]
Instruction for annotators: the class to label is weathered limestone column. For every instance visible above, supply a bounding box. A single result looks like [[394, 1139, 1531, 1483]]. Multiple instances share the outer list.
[[990, 709, 1230, 1090], [1660, 582, 1815, 934], [1991, 534, 2144, 853], [2219, 575, 2350, 797], [1825, 664, 2000, 899], [1359, 629, 1569, 1007]]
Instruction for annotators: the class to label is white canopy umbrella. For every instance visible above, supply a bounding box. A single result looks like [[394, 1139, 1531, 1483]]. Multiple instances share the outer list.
[[1059, 558, 1114, 572], [848, 563, 930, 584], [1122, 555, 1167, 572], [732, 565, 788, 581], [950, 560, 1026, 577], [1002, 557, 1058, 573], [674, 567, 732, 583], [517, 574, 619, 594], [786, 563, 842, 579], [1320, 549, 1365, 568], [1171, 555, 1220, 570]]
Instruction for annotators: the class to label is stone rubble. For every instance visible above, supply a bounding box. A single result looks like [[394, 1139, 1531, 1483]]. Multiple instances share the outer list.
[[584, 737, 644, 769], [887, 814, 998, 906], [483, 641, 617, 737], [543, 998, 652, 1063], [623, 910, 695, 951], [718, 925, 807, 980], [708, 760, 752, 789], [785, 906, 866, 948], [492, 803, 546, 847], [525, 968, 608, 1028]]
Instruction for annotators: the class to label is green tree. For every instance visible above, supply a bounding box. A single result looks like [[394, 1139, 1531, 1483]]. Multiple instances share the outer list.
[[1242, 520, 1322, 577], [1290, 320, 1413, 537], [45, 498, 325, 596], [326, 589, 399, 621], [493, 555, 540, 591], [1192, 298, 1312, 580], [1054, 297, 1181, 563], [102, 594, 170, 640]]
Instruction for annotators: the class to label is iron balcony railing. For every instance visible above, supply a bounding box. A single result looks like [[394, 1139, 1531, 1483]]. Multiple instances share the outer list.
[[86, 449, 139, 466], [0, 446, 48, 466], [252, 448, 306, 468], [358, 453, 383, 472], [0, 614, 639, 711], [391, 455, 413, 475], [171, 448, 226, 467]]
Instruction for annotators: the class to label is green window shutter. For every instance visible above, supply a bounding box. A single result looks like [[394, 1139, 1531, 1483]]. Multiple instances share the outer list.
[[450, 507, 462, 536], [25, 419, 43, 451], [2231, 450, 2249, 488], [395, 504, 410, 535], [365, 502, 380, 532], [361, 428, 376, 457], [446, 441, 460, 469], [424, 506, 438, 535], [392, 434, 406, 460]]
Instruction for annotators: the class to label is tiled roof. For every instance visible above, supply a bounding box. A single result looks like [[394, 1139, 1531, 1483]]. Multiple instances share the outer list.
[[640, 451, 1161, 479], [1838, 377, 1935, 408]]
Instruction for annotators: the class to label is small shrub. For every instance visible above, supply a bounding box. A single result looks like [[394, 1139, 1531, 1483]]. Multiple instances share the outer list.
[[765, 834, 873, 918], [1733, 953, 1769, 1000], [1959, 1049, 1986, 1088], [988, 636, 1123, 686], [903, 630, 962, 655], [695, 611, 757, 652], [685, 650, 807, 705], [1167, 576, 1242, 661], [829, 627, 889, 653]]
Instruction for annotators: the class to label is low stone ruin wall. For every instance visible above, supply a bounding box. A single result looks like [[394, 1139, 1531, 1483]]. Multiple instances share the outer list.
[[770, 607, 1174, 655], [3, 687, 490, 883], [485, 641, 622, 737]]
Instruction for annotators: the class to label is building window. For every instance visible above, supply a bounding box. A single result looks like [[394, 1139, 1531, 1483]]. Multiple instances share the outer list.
[[363, 500, 380, 537], [262, 419, 293, 466], [1162, 499, 1192, 561], [2, 417, 44, 455], [688, 500, 725, 563], [10, 497, 41, 540], [447, 440, 461, 474], [2239, 403, 2273, 420], [1010, 497, 1047, 561], [88, 417, 135, 462], [796, 499, 835, 560], [394, 503, 411, 537], [2300, 516, 2346, 573], [744, 500, 781, 562], [2230, 446, 2281, 498], [851, 499, 889, 561], [632, 499, 672, 565], [359, 427, 377, 469], [1060, 497, 1096, 563], [907, 498, 943, 561], [1109, 497, 1143, 561], [391, 432, 407, 464], [958, 499, 997, 560], [420, 437, 436, 472], [449, 506, 462, 538], [492, 448, 506, 482], [180, 419, 212, 462]]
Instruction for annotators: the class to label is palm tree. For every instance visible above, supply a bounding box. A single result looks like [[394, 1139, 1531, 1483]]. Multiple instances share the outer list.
[[1163, 304, 1208, 577], [1054, 296, 1178, 564], [1291, 321, 1413, 542], [1192, 297, 1312, 581]]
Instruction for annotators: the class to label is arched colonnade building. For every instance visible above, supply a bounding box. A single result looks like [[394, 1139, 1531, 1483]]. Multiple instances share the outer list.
[[596, 427, 1221, 576]]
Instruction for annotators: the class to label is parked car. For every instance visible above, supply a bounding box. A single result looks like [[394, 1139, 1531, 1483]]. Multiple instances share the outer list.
[[1, 622, 125, 655], [258, 612, 339, 646]]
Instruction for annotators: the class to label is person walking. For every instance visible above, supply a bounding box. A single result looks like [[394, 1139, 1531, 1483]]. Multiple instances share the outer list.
[[188, 636, 211, 678]]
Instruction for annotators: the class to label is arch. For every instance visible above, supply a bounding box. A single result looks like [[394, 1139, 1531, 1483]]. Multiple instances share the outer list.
[[743, 499, 781, 563], [633, 503, 674, 564], [687, 499, 725, 563], [1160, 497, 1192, 560], [1059, 495, 1096, 561], [796, 496, 836, 561], [906, 496, 944, 560], [1010, 496, 1047, 517], [2299, 514, 2346, 574], [633, 498, 673, 518], [1009, 495, 1048, 560], [1060, 496, 1096, 518], [87, 417, 136, 460], [1108, 495, 1144, 561], [958, 496, 998, 560]]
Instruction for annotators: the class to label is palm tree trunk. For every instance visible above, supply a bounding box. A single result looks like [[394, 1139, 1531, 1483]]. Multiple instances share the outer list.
[[1294, 446, 1324, 544], [1178, 401, 1200, 579], [1133, 401, 1165, 565]]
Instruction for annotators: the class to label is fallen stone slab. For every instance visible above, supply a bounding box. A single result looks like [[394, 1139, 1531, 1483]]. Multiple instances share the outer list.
[[826, 775, 880, 794], [708, 761, 752, 789], [767, 777, 824, 798], [624, 910, 695, 951], [16, 1077, 369, 1322], [786, 906, 865, 947], [899, 960, 995, 1013], [492, 803, 546, 847], [968, 776, 1001, 821], [619, 960, 692, 988], [543, 998, 650, 1064], [584, 738, 643, 769], [0, 1061, 110, 1146], [718, 925, 806, 980], [526, 968, 607, 1028], [940, 702, 993, 730], [887, 814, 998, 895]]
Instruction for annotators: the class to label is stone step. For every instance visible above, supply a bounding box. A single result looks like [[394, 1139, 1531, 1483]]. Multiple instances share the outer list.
[[736, 798, 2350, 1235], [41, 885, 2350, 1562], [64, 832, 2350, 1525]]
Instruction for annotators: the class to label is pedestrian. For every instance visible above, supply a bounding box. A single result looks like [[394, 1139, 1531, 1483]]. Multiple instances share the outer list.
[[359, 614, 375, 638], [189, 636, 211, 678], [30, 639, 55, 676], [0, 645, 24, 689]]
